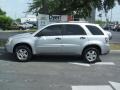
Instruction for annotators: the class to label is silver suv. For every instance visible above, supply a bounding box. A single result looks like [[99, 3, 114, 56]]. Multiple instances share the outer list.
[[5, 23, 110, 63]]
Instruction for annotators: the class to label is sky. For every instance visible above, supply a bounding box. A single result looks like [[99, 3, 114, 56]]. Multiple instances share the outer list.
[[0, 0, 32, 19], [0, 0, 120, 22], [96, 3, 120, 22]]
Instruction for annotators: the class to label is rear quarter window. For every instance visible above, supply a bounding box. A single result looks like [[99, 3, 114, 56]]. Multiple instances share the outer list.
[[86, 25, 104, 35], [63, 24, 86, 35]]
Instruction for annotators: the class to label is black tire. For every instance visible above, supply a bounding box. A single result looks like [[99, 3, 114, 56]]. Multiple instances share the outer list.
[[82, 47, 100, 63], [14, 45, 32, 62], [19, 27, 24, 30]]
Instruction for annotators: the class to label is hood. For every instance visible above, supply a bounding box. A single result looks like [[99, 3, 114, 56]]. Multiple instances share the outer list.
[[10, 33, 32, 39]]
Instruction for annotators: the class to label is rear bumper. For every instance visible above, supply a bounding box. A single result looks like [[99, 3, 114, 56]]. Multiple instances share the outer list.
[[101, 44, 110, 55]]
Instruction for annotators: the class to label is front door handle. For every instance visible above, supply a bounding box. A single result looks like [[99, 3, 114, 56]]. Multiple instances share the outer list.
[[80, 37, 86, 39], [55, 37, 61, 40]]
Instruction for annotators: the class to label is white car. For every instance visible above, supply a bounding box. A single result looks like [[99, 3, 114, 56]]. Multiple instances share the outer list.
[[105, 31, 112, 40], [19, 23, 33, 30], [5, 22, 110, 63]]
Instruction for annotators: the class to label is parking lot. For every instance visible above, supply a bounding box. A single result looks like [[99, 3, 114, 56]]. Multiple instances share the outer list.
[[0, 48, 120, 90], [0, 30, 120, 90]]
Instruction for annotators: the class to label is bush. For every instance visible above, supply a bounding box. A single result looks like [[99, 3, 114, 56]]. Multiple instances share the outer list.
[[0, 15, 13, 30]]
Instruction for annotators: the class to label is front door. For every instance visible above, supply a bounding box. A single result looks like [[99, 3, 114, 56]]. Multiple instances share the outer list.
[[35, 25, 63, 54]]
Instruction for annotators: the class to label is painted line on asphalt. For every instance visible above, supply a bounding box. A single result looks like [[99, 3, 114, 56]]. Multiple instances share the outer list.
[[109, 81, 120, 90], [69, 63, 90, 67], [95, 62, 115, 66], [72, 85, 113, 90], [69, 62, 115, 67]]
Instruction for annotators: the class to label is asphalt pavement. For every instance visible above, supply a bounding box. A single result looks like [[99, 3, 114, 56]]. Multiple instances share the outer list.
[[0, 30, 120, 90], [0, 32, 24, 40], [0, 48, 120, 90]]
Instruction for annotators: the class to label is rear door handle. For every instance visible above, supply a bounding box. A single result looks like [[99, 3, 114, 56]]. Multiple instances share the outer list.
[[80, 37, 86, 39], [55, 37, 61, 40]]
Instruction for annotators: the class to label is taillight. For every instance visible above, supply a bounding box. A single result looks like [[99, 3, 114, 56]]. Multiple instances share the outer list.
[[105, 37, 109, 43]]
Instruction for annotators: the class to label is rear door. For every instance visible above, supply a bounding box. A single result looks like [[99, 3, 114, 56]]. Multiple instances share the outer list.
[[61, 24, 88, 54]]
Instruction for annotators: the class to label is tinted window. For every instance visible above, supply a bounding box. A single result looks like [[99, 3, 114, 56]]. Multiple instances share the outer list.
[[86, 25, 104, 35], [63, 25, 86, 35], [36, 25, 62, 36]]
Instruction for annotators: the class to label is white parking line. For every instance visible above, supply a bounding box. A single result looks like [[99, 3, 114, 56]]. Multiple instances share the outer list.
[[69, 63, 90, 67], [69, 62, 115, 67], [109, 81, 120, 90], [95, 62, 115, 65], [72, 85, 113, 90]]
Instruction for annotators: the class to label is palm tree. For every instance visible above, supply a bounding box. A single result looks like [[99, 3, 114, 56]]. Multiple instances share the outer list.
[[28, 0, 48, 15]]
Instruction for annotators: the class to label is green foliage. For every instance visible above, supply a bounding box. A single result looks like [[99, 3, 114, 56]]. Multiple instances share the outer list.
[[28, 0, 120, 18], [0, 8, 13, 30], [16, 18, 21, 23], [95, 20, 106, 26], [0, 15, 13, 30], [0, 8, 6, 16]]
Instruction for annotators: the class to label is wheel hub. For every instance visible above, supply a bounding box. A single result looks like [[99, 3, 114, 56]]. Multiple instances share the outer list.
[[16, 49, 28, 61]]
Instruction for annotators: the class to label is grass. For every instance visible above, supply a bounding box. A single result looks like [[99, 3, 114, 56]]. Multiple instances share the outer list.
[[0, 40, 6, 47], [0, 40, 120, 50], [110, 43, 120, 50], [0, 29, 37, 33]]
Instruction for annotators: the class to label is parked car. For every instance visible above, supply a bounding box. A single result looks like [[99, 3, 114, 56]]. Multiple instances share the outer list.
[[5, 23, 110, 63], [18, 23, 33, 30], [103, 24, 115, 30], [10, 22, 33, 30], [116, 24, 120, 32]]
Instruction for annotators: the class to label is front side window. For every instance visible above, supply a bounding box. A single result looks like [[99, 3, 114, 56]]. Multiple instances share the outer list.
[[63, 25, 86, 35], [86, 25, 104, 35], [36, 25, 62, 36]]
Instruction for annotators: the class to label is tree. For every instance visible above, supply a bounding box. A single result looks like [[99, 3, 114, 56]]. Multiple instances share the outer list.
[[0, 8, 6, 16], [0, 8, 12, 30], [0, 15, 13, 30], [28, 0, 120, 18], [15, 18, 21, 23]]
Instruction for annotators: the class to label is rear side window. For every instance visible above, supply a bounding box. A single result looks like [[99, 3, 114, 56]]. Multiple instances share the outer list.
[[86, 25, 104, 35], [63, 25, 86, 35]]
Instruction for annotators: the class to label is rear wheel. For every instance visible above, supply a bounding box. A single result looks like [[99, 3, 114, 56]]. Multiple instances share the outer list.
[[82, 47, 100, 63], [14, 45, 32, 62]]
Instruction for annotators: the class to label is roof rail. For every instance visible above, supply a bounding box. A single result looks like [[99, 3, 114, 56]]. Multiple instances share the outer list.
[[68, 21, 89, 23]]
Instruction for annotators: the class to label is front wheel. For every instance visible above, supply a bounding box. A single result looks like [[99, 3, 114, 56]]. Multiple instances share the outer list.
[[82, 47, 100, 63], [14, 45, 32, 62]]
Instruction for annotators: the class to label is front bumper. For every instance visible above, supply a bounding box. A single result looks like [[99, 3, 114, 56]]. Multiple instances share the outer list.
[[5, 43, 13, 53]]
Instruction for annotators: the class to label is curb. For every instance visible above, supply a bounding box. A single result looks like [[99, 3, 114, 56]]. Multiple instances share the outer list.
[[0, 47, 5, 49], [110, 42, 120, 44], [110, 50, 120, 53]]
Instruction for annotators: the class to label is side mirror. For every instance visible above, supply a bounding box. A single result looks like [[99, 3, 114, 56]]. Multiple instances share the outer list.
[[35, 32, 44, 37]]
